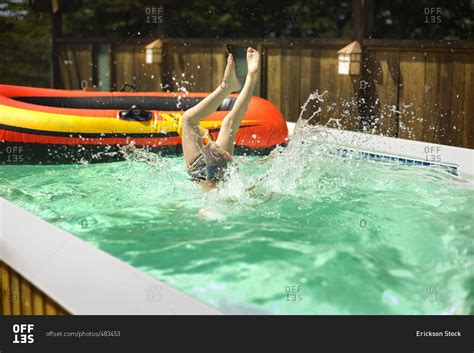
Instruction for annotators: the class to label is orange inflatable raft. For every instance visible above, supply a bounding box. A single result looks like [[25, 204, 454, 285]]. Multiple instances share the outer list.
[[0, 85, 288, 164]]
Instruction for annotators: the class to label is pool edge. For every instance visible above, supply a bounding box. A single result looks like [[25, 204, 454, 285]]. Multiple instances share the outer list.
[[287, 123, 474, 179]]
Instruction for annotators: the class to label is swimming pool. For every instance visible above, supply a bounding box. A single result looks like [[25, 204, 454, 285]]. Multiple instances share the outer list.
[[0, 122, 473, 314]]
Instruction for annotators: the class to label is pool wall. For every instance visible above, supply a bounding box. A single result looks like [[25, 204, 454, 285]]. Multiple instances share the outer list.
[[0, 125, 473, 314], [288, 124, 474, 178]]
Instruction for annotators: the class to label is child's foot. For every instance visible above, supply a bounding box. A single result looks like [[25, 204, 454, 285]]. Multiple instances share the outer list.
[[246, 47, 260, 76], [221, 54, 241, 92]]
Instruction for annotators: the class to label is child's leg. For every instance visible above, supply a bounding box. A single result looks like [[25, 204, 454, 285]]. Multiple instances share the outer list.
[[216, 48, 260, 155], [181, 54, 241, 167]]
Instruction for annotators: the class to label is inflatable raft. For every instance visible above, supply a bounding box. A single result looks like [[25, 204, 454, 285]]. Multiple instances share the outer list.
[[0, 85, 288, 164]]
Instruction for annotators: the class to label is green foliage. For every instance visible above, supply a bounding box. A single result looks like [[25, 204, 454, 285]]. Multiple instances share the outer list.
[[57, 0, 352, 39], [164, 0, 352, 38], [0, 2, 50, 87], [373, 0, 473, 39], [0, 0, 471, 87], [62, 0, 155, 37]]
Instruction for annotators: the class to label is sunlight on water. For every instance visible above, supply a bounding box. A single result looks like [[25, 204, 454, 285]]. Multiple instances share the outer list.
[[0, 93, 473, 314]]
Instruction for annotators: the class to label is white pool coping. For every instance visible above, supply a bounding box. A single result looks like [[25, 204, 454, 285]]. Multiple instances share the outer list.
[[0, 199, 220, 315], [1, 125, 473, 315], [287, 123, 474, 179]]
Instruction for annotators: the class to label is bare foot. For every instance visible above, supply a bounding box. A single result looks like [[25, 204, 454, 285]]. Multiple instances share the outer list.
[[221, 54, 241, 92], [246, 47, 260, 76]]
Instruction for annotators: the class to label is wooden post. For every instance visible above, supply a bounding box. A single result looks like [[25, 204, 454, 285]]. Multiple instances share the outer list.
[[352, 0, 365, 42], [157, 3, 166, 37], [0, 262, 3, 315], [50, 1, 62, 88], [352, 0, 376, 132], [1, 262, 11, 315], [365, 0, 375, 39]]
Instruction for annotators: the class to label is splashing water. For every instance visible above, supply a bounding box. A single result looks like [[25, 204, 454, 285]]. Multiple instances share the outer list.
[[0, 93, 473, 315]]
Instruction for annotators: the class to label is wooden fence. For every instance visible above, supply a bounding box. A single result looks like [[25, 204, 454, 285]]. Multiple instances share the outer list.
[[55, 38, 474, 149], [1, 261, 69, 315]]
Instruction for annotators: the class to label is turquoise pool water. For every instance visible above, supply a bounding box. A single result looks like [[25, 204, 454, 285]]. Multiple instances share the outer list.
[[0, 124, 473, 314]]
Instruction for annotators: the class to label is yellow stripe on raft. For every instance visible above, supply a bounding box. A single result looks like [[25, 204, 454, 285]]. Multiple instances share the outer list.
[[0, 104, 257, 134]]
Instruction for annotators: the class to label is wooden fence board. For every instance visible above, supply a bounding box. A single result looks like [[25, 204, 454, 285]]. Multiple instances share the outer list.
[[1, 263, 11, 315], [369, 50, 400, 136], [187, 47, 213, 92], [44, 298, 57, 315], [424, 52, 453, 144], [10, 270, 21, 315], [281, 48, 301, 122], [58, 45, 93, 89], [173, 47, 187, 90], [399, 52, 426, 141], [0, 261, 2, 314], [32, 287, 45, 315], [462, 55, 474, 149], [265, 47, 283, 113], [450, 54, 467, 147], [20, 277, 33, 315], [339, 75, 358, 132], [114, 46, 134, 90], [318, 49, 340, 127], [299, 48, 321, 121], [211, 45, 226, 89], [134, 47, 162, 92]]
